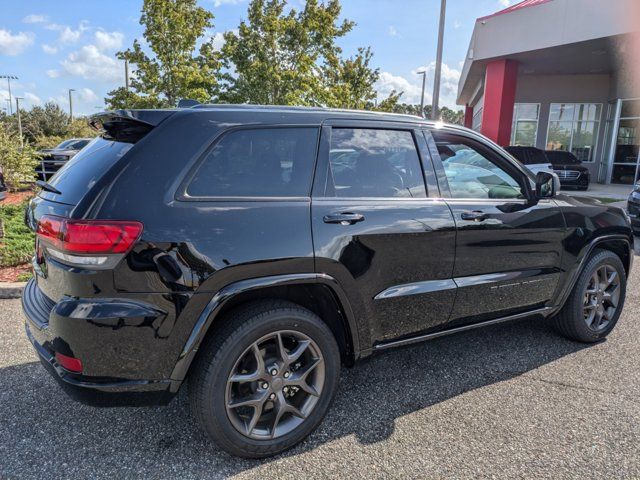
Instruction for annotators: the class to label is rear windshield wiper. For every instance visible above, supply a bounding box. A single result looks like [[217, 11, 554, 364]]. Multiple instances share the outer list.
[[36, 180, 62, 195]]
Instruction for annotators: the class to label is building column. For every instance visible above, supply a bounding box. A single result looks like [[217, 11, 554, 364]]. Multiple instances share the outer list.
[[463, 105, 473, 129], [480, 59, 518, 146]]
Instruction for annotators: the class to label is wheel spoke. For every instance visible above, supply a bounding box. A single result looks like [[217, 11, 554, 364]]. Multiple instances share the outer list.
[[227, 390, 268, 410], [605, 270, 618, 288], [246, 399, 265, 435], [583, 304, 596, 311]]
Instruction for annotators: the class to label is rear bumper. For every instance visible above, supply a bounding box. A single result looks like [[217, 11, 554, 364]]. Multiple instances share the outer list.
[[21, 279, 176, 407]]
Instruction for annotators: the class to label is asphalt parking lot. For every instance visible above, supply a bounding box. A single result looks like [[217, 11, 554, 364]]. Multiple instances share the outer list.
[[1, 260, 639, 479]]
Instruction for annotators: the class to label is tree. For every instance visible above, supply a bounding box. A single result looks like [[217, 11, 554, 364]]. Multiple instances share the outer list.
[[0, 124, 39, 189], [1, 102, 69, 143], [323, 47, 379, 110], [221, 0, 392, 109], [106, 0, 223, 109]]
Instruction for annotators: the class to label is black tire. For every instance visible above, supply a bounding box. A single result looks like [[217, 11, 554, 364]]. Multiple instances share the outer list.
[[189, 300, 341, 458], [552, 249, 626, 342]]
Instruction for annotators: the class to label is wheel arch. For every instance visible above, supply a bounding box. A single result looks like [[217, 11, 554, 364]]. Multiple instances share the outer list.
[[169, 273, 360, 390], [553, 234, 633, 315]]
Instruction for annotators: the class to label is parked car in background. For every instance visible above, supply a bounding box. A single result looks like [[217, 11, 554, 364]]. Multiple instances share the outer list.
[[36, 138, 92, 181], [22, 106, 634, 458], [627, 182, 640, 234], [504, 146, 554, 177], [545, 150, 591, 191], [0, 166, 6, 202]]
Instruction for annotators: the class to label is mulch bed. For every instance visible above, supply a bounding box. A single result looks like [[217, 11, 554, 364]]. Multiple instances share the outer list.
[[0, 264, 31, 283], [2, 190, 34, 206]]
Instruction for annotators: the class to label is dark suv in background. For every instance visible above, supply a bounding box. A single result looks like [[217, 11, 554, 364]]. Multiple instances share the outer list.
[[36, 138, 92, 181], [22, 106, 633, 457], [545, 150, 591, 190]]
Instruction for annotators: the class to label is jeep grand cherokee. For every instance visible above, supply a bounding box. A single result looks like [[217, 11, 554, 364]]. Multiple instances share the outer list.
[[22, 105, 634, 458]]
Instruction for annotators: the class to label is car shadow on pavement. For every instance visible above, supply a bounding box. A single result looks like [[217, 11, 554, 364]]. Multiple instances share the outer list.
[[0, 316, 591, 478]]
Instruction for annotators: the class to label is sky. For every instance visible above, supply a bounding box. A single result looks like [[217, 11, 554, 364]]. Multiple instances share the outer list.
[[0, 0, 515, 116]]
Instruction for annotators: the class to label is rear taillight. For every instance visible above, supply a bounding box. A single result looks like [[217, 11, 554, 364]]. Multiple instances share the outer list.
[[36, 215, 143, 268]]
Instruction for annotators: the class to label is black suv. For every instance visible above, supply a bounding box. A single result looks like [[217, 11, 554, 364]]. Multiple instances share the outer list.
[[22, 106, 634, 458], [545, 150, 591, 190]]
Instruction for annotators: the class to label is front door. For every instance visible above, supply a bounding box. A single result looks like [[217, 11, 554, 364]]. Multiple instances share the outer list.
[[311, 122, 457, 344], [429, 129, 566, 325]]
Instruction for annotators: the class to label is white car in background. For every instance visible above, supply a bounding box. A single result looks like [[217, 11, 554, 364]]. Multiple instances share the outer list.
[[504, 146, 555, 177]]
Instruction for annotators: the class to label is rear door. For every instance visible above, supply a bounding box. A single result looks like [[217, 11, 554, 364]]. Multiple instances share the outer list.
[[311, 120, 457, 344], [428, 129, 566, 325]]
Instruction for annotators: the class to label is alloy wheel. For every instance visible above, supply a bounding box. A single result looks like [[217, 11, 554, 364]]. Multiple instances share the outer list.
[[583, 264, 621, 332], [225, 330, 325, 440]]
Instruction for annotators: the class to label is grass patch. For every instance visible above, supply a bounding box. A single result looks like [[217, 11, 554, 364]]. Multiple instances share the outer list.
[[594, 197, 621, 204], [0, 202, 34, 268]]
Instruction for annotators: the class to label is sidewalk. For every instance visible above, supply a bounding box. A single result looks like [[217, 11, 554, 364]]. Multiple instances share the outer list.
[[561, 182, 632, 201]]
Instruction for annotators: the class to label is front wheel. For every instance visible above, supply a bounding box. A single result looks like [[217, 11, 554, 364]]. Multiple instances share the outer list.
[[189, 300, 341, 458], [552, 249, 626, 342]]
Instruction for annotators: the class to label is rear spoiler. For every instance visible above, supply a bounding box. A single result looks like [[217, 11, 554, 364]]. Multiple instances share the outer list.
[[89, 109, 176, 143]]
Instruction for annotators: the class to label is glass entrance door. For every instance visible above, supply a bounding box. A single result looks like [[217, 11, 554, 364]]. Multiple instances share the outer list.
[[611, 99, 640, 185]]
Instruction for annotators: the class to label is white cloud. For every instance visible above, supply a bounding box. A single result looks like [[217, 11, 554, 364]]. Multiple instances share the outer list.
[[212, 0, 246, 6], [0, 29, 35, 55], [45, 21, 89, 45], [24, 92, 42, 106], [388, 26, 398, 37], [23, 14, 48, 24], [77, 87, 98, 103], [94, 31, 124, 51], [42, 43, 58, 54], [498, 0, 512, 6], [375, 61, 462, 108], [56, 44, 123, 82], [454, 20, 462, 29]]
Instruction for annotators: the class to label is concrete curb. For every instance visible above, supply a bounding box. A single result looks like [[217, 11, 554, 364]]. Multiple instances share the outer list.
[[0, 282, 26, 299]]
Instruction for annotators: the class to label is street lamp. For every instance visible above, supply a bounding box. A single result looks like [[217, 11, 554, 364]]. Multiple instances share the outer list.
[[431, 0, 447, 120], [68, 88, 76, 122], [0, 75, 18, 114], [417, 70, 427, 118], [15, 97, 23, 148]]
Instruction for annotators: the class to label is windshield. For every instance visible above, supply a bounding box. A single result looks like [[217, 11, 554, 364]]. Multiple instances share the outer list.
[[546, 150, 581, 165], [55, 139, 76, 149]]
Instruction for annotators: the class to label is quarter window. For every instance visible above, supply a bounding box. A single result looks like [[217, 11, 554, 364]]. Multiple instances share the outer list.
[[546, 103, 602, 162], [186, 128, 318, 198], [327, 128, 426, 198], [433, 133, 525, 200]]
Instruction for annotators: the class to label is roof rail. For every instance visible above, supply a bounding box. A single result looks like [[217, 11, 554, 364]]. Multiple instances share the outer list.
[[177, 99, 201, 108]]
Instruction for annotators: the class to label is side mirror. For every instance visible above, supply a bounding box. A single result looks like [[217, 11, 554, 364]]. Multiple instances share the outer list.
[[535, 171, 560, 199]]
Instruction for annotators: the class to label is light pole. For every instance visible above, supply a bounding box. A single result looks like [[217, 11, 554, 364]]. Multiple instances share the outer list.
[[431, 0, 446, 120], [68, 88, 76, 122], [0, 75, 18, 114], [417, 70, 427, 118], [124, 59, 130, 91], [15, 97, 23, 148]]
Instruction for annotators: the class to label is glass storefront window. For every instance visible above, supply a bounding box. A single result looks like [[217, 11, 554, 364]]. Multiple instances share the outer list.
[[611, 117, 640, 184], [546, 103, 602, 162], [510, 103, 539, 146]]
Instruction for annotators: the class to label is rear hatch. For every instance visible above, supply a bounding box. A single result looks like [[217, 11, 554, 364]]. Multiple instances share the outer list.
[[26, 110, 174, 301]]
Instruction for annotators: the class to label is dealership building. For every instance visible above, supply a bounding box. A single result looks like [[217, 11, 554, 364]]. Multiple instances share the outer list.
[[458, 0, 640, 184]]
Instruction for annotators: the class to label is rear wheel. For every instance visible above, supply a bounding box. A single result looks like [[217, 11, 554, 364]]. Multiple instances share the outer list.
[[552, 249, 626, 342], [189, 300, 340, 458]]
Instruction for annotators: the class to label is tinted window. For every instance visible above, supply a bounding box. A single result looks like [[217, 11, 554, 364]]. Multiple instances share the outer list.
[[42, 138, 133, 204], [187, 128, 318, 198], [545, 150, 580, 164], [327, 128, 425, 198], [435, 135, 524, 199]]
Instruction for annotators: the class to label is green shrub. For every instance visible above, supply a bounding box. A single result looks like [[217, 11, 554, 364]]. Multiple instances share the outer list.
[[0, 202, 34, 267], [0, 125, 39, 189]]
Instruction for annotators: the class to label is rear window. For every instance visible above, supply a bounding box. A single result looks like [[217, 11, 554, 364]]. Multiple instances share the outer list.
[[40, 137, 132, 205], [185, 128, 319, 198]]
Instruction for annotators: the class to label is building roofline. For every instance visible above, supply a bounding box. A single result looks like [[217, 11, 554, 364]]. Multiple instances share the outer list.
[[476, 0, 553, 22]]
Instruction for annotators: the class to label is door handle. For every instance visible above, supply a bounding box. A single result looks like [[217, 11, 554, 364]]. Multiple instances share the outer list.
[[323, 212, 365, 225], [461, 210, 489, 222]]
